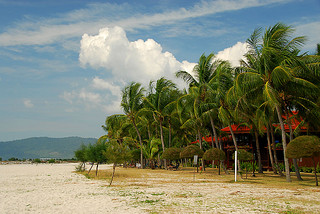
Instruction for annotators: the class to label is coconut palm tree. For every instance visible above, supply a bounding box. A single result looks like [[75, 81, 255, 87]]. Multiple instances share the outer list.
[[236, 23, 310, 182], [144, 77, 178, 153], [121, 82, 145, 168]]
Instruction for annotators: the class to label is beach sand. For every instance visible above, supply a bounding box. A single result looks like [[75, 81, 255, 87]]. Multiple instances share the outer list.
[[0, 163, 143, 214], [1, 163, 319, 213]]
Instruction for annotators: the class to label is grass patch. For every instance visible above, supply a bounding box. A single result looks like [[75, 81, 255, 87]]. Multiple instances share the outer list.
[[77, 166, 320, 189]]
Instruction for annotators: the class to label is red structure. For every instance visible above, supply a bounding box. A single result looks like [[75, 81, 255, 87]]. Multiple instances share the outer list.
[[191, 116, 320, 170]]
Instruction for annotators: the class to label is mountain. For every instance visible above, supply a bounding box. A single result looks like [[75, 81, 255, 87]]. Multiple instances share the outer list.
[[0, 137, 97, 160]]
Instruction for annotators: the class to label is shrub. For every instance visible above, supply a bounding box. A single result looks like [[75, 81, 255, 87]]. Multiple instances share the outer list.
[[48, 159, 55, 164], [33, 158, 41, 163], [180, 145, 204, 159], [232, 149, 253, 161], [203, 148, 226, 161], [286, 135, 320, 159], [162, 148, 182, 160]]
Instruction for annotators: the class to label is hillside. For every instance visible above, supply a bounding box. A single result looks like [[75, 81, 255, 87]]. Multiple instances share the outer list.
[[0, 137, 97, 160]]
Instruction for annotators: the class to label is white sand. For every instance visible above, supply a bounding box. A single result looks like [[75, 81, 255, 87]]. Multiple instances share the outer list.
[[1, 163, 320, 213], [0, 163, 144, 214]]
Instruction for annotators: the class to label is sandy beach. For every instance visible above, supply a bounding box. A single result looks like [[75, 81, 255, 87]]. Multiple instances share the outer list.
[[1, 163, 320, 213], [0, 163, 143, 214]]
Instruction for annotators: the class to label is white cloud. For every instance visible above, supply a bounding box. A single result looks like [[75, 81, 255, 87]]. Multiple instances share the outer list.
[[215, 42, 249, 67], [295, 21, 320, 53], [0, 0, 287, 47], [79, 26, 195, 86], [92, 77, 122, 96], [62, 89, 100, 105], [23, 99, 34, 108], [61, 85, 122, 114]]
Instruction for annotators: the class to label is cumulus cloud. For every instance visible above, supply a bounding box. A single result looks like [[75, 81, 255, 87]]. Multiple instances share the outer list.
[[23, 99, 34, 108], [79, 26, 195, 86], [215, 41, 249, 67]]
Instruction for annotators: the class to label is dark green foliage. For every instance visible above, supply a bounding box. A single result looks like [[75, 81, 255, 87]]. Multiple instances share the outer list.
[[162, 148, 182, 160], [232, 149, 253, 161], [130, 149, 141, 161], [286, 135, 320, 159], [180, 145, 204, 159], [86, 142, 108, 164], [0, 157, 2, 161], [203, 148, 226, 161], [104, 141, 132, 165], [286, 135, 320, 186], [103, 140, 132, 186], [74, 144, 88, 163], [8, 157, 19, 161], [48, 159, 55, 163], [33, 158, 41, 163]]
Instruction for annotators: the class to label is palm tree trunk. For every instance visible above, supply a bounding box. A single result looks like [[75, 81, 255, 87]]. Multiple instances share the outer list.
[[159, 120, 167, 168], [266, 124, 277, 174], [285, 110, 303, 181], [229, 124, 241, 171], [275, 105, 291, 182], [168, 121, 172, 148], [197, 129, 205, 171], [210, 116, 219, 148], [312, 157, 318, 186], [270, 123, 283, 176], [133, 119, 144, 169], [254, 131, 263, 173], [147, 125, 151, 140], [159, 120, 165, 151]]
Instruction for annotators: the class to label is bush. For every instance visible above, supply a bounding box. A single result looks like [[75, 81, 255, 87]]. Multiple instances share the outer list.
[[48, 159, 55, 164], [286, 135, 320, 159], [8, 157, 19, 161], [162, 148, 182, 160], [232, 149, 253, 161], [301, 166, 313, 173], [180, 145, 204, 159], [33, 158, 41, 163], [203, 148, 226, 161]]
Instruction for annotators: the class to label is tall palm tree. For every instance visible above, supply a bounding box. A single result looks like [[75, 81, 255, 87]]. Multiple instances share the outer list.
[[236, 23, 309, 182], [144, 77, 178, 153], [121, 82, 145, 168], [176, 53, 216, 88], [177, 54, 230, 149]]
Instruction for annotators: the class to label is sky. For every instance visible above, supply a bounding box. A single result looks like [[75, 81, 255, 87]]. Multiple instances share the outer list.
[[0, 0, 319, 141]]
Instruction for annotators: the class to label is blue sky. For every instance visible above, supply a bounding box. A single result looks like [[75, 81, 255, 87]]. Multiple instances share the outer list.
[[0, 0, 319, 141]]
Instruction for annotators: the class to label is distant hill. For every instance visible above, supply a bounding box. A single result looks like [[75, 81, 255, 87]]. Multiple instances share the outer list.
[[0, 137, 97, 160]]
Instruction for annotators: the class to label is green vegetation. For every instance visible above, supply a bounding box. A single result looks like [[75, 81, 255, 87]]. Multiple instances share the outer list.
[[75, 23, 320, 185], [287, 136, 320, 186], [33, 158, 41, 163], [162, 147, 182, 160], [180, 145, 204, 159]]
